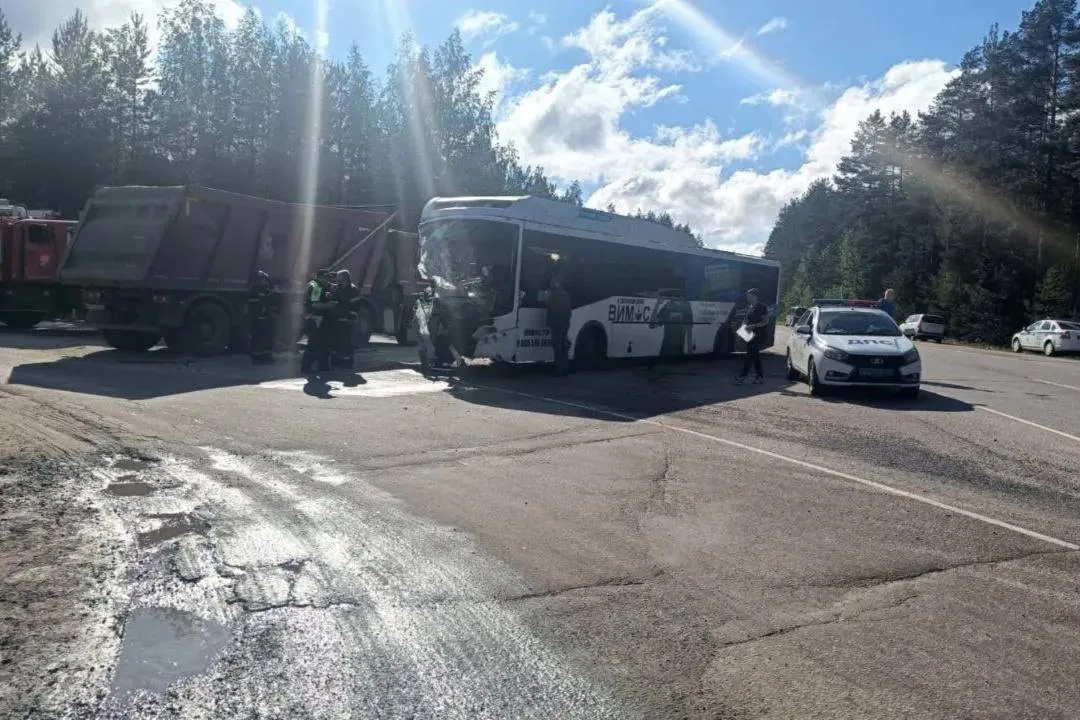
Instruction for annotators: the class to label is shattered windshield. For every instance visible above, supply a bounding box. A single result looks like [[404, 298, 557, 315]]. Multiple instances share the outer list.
[[419, 219, 518, 295]]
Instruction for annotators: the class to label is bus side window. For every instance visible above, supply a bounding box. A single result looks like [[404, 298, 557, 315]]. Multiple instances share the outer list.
[[700, 261, 740, 302]]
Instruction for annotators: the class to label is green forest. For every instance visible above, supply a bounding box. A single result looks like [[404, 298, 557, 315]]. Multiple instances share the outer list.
[[765, 0, 1080, 343], [0, 1, 697, 243]]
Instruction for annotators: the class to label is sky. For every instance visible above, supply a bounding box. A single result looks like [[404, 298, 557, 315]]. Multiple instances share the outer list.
[[8, 0, 1038, 254]]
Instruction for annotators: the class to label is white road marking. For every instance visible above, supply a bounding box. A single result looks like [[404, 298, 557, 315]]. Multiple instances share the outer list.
[[258, 369, 448, 398], [1035, 379, 1080, 393], [977, 406, 1080, 446], [474, 384, 1080, 551]]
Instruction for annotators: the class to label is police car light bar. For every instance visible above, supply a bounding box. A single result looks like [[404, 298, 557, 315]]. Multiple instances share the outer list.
[[811, 298, 880, 308]]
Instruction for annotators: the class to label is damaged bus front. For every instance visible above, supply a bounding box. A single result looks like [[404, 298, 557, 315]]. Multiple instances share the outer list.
[[414, 203, 521, 368]]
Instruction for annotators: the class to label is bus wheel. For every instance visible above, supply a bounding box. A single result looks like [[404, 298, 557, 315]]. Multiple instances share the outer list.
[[573, 326, 607, 371]]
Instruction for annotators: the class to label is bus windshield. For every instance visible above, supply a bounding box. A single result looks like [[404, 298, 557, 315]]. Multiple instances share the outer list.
[[419, 218, 518, 297]]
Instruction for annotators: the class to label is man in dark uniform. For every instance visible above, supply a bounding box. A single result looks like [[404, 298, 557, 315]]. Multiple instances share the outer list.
[[301, 270, 334, 375], [651, 295, 695, 357], [247, 271, 276, 365], [330, 269, 359, 370], [736, 288, 768, 384], [546, 275, 572, 376]]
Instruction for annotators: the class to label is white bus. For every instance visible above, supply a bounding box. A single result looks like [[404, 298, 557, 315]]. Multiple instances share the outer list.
[[415, 196, 780, 368]]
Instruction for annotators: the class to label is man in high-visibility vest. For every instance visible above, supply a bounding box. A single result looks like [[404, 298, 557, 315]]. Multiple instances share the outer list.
[[301, 270, 334, 375]]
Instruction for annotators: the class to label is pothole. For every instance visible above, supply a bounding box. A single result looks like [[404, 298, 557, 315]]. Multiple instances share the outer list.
[[137, 514, 209, 547], [113, 457, 156, 472], [108, 606, 230, 697], [106, 481, 153, 497]]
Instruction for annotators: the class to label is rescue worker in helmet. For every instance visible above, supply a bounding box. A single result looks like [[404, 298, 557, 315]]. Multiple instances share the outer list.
[[300, 269, 334, 375], [330, 269, 360, 370], [247, 270, 277, 365]]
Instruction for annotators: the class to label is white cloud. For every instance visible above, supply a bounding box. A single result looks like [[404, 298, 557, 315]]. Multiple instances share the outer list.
[[756, 17, 788, 36], [455, 9, 520, 44], [497, 6, 956, 254], [5, 0, 246, 51], [740, 88, 801, 108], [475, 52, 529, 113]]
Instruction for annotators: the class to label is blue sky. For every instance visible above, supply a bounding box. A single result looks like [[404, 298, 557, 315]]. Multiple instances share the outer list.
[[19, 0, 1037, 252]]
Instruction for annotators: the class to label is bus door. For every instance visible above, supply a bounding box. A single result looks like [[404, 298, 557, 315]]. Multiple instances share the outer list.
[[515, 242, 562, 361]]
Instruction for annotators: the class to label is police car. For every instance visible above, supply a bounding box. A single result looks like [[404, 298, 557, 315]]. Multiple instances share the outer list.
[[785, 301, 921, 398]]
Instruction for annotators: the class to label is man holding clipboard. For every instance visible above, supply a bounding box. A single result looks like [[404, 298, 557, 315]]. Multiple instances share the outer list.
[[735, 288, 768, 384]]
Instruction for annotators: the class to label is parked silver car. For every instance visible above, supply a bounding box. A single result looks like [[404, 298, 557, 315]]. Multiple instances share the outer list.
[[1011, 319, 1080, 356]]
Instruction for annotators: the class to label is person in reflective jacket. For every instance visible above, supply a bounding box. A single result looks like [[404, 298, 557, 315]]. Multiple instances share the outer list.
[[301, 270, 334, 375], [247, 271, 276, 365], [330, 269, 360, 370]]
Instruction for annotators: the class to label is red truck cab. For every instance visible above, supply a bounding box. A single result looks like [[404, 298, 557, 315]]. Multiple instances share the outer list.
[[0, 218, 80, 328]]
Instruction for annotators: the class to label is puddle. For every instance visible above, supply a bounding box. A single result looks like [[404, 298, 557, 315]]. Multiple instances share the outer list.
[[109, 606, 230, 697], [137, 514, 209, 547], [113, 457, 155, 472], [106, 481, 153, 497]]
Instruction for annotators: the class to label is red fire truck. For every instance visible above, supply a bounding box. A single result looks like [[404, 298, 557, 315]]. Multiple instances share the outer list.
[[0, 216, 81, 328]]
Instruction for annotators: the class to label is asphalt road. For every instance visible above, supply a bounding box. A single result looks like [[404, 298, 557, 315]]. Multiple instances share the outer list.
[[3, 326, 1080, 719]]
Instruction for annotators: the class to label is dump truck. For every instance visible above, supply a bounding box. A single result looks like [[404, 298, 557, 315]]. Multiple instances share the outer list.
[[0, 217, 81, 328], [58, 185, 421, 355]]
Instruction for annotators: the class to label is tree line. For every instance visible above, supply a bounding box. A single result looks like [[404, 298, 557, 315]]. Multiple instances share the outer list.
[[0, 1, 691, 241], [764, 0, 1080, 344]]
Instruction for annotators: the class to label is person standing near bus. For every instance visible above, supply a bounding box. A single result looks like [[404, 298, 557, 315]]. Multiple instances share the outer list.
[[546, 275, 572, 376], [736, 288, 768, 384]]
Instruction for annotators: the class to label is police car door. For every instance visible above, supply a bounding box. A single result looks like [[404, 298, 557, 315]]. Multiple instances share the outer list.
[[790, 308, 814, 371]]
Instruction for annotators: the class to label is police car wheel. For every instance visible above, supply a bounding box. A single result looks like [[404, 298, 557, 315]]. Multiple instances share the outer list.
[[1044, 341, 1056, 357], [807, 358, 825, 396], [785, 351, 799, 381]]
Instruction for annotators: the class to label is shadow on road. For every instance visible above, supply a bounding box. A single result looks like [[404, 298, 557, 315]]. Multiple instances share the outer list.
[[441, 351, 793, 421], [814, 388, 975, 412], [7, 342, 412, 400]]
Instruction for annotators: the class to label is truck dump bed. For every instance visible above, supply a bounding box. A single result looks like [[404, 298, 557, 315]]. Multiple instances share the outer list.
[[59, 185, 408, 293]]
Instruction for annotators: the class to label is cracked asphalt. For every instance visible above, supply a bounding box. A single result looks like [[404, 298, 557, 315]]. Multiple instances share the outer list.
[[2, 327, 1080, 718]]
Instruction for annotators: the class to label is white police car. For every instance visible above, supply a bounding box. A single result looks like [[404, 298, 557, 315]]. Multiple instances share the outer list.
[[785, 304, 921, 398]]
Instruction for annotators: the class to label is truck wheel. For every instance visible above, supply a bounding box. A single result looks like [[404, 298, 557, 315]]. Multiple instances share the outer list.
[[353, 305, 373, 348], [0, 312, 46, 329], [183, 301, 231, 356], [102, 329, 161, 352]]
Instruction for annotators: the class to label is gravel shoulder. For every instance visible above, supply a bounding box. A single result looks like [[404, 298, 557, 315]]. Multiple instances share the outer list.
[[0, 384, 160, 719]]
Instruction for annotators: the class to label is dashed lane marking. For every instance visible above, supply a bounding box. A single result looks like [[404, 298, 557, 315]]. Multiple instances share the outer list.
[[471, 383, 1080, 552], [977, 406, 1080, 446], [1035, 379, 1080, 393]]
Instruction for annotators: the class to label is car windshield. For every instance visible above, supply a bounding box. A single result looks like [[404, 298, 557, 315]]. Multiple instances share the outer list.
[[1057, 321, 1080, 331], [922, 315, 944, 324], [818, 310, 901, 336]]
